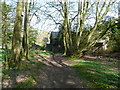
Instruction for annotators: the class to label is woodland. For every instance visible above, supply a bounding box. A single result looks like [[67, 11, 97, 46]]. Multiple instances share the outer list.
[[0, 0, 120, 89]]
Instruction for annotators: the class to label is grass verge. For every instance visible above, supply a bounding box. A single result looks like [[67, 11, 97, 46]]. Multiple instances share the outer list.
[[2, 49, 50, 88], [71, 58, 119, 88]]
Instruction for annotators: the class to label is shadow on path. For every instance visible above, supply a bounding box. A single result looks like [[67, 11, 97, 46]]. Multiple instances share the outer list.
[[2, 53, 87, 88], [32, 53, 87, 88]]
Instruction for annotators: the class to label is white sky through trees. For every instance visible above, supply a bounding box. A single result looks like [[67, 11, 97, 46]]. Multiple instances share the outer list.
[[1, 0, 119, 32], [30, 0, 119, 32]]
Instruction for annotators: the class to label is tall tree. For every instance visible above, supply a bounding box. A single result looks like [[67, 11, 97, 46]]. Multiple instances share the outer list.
[[10, 0, 24, 64], [1, 0, 11, 63], [62, 1, 70, 55], [58, 0, 115, 57], [22, 0, 31, 60]]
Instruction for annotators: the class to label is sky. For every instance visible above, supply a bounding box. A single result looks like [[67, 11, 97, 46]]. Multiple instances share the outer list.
[[1, 0, 119, 32], [30, 0, 119, 32]]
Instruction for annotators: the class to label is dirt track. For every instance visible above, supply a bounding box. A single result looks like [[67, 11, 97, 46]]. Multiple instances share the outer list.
[[31, 53, 87, 88]]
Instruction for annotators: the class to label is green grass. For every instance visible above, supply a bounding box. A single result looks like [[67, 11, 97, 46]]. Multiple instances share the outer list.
[[0, 49, 12, 62], [2, 60, 44, 88], [29, 50, 54, 61], [0, 49, 2, 61], [72, 59, 119, 88], [29, 50, 54, 55], [107, 58, 115, 62], [1, 49, 54, 62], [2, 49, 48, 88], [65, 57, 80, 61]]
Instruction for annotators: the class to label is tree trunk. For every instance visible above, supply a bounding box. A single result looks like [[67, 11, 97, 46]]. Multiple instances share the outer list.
[[58, 0, 114, 57], [10, 0, 23, 65], [2, 1, 10, 63], [5, 44, 8, 62], [22, 1, 29, 60]]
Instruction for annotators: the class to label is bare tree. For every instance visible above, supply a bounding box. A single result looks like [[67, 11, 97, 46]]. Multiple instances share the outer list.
[[10, 0, 24, 65], [22, 0, 32, 60], [58, 0, 115, 57]]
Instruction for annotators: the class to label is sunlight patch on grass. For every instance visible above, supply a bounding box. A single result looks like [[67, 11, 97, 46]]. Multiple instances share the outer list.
[[29, 50, 54, 61], [40, 50, 54, 55], [72, 59, 119, 88], [29, 56, 36, 61], [65, 57, 84, 61], [29, 50, 54, 55]]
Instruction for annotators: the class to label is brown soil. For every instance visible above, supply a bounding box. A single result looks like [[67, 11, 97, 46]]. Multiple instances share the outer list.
[[30, 53, 87, 88], [2, 53, 87, 88], [3, 52, 119, 88]]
